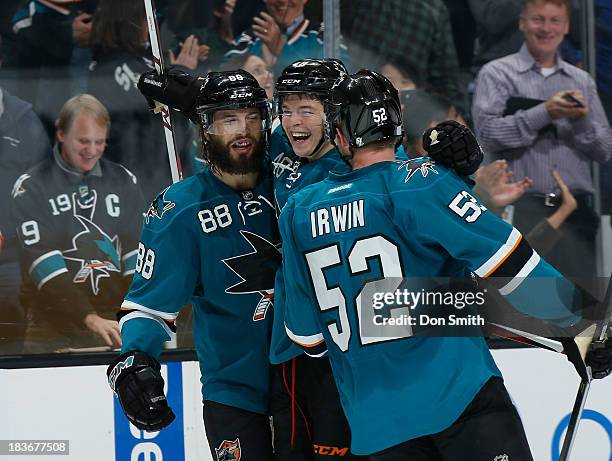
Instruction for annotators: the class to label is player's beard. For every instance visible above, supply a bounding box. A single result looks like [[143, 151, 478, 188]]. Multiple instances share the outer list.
[[206, 133, 266, 175]]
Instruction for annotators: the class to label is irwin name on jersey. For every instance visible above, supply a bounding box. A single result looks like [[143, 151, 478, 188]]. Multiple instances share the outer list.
[[310, 199, 365, 238]]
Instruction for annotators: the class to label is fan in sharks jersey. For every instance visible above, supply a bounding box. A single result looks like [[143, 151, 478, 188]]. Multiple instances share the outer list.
[[107, 70, 281, 460], [279, 70, 609, 460], [11, 94, 145, 353]]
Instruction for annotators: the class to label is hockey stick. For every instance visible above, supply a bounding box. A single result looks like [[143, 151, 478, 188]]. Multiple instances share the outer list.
[[143, 0, 183, 183], [487, 274, 611, 461], [558, 274, 611, 461]]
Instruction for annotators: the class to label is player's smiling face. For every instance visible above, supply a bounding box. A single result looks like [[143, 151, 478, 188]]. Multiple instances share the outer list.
[[281, 94, 326, 159], [57, 111, 107, 173], [207, 107, 266, 174]]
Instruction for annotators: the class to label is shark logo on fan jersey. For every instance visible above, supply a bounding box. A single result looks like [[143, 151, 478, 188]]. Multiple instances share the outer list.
[[11, 173, 31, 198], [222, 231, 281, 321], [63, 214, 121, 295]]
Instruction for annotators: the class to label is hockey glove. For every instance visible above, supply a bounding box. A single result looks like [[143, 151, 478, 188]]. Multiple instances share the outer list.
[[107, 350, 175, 431], [422, 120, 484, 176], [586, 338, 612, 379], [137, 67, 202, 124]]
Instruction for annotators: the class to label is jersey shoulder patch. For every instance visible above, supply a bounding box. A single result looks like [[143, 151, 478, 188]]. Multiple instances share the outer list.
[[11, 173, 32, 198], [143, 175, 207, 227]]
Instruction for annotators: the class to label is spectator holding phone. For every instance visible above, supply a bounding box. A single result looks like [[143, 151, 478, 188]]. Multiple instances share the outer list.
[[472, 0, 612, 279]]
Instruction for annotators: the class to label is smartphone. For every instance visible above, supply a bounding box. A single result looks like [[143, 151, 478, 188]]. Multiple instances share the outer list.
[[562, 93, 584, 108]]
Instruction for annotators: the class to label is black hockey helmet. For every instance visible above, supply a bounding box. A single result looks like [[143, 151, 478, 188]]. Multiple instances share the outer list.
[[273, 58, 348, 113], [195, 69, 271, 137], [325, 69, 404, 149]]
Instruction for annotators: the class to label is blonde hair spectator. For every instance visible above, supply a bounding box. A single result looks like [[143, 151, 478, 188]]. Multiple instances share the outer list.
[[56, 94, 110, 134]]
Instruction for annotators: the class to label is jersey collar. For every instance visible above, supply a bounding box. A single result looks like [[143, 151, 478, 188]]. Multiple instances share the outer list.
[[53, 144, 103, 178], [327, 160, 394, 182]]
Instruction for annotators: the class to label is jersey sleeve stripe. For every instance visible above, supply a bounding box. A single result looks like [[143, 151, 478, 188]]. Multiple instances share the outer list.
[[120, 300, 179, 321], [285, 325, 327, 354], [474, 228, 522, 278], [37, 268, 69, 290], [498, 250, 541, 296], [28, 250, 64, 275], [118, 308, 177, 333], [484, 234, 534, 280], [119, 310, 176, 338], [121, 250, 138, 275], [305, 349, 328, 358], [121, 249, 138, 263], [29, 251, 68, 289]]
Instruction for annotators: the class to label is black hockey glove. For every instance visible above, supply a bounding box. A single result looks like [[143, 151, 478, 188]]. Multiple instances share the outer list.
[[137, 67, 202, 124], [107, 350, 175, 431], [586, 338, 612, 379], [422, 120, 484, 176]]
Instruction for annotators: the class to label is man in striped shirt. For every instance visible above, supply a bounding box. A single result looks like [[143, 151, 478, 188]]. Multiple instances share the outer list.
[[472, 0, 612, 279]]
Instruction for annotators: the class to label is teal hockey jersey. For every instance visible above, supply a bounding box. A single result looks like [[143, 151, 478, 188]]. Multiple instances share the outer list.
[[119, 166, 280, 414], [269, 129, 410, 364], [279, 158, 580, 454], [269, 129, 348, 364]]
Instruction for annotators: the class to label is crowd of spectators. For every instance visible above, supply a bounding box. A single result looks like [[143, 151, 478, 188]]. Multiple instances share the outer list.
[[0, 0, 610, 355]]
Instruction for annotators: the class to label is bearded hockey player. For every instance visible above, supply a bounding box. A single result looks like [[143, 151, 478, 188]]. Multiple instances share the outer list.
[[107, 70, 280, 460]]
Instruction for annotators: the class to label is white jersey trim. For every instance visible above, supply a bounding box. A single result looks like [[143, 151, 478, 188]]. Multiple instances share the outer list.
[[29, 250, 64, 275], [474, 228, 522, 278], [121, 300, 179, 321], [119, 311, 176, 340], [285, 324, 324, 347], [37, 268, 69, 290], [122, 249, 138, 263], [498, 250, 541, 296]]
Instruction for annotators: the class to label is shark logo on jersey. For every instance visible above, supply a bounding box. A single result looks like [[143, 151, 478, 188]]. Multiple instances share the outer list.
[[222, 231, 281, 321], [145, 188, 176, 224], [11, 173, 31, 198], [63, 213, 121, 295], [215, 438, 241, 461], [397, 159, 439, 183]]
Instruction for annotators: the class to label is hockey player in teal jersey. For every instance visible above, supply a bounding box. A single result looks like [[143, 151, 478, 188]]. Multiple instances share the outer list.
[[107, 70, 280, 460], [279, 71, 610, 460], [269, 59, 483, 461], [268, 58, 365, 461]]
